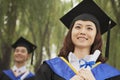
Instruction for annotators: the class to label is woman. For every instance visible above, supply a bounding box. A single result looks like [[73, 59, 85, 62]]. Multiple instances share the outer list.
[[0, 37, 37, 80], [35, 0, 120, 80]]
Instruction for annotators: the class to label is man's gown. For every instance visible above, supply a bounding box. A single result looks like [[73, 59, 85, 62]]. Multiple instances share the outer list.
[[0, 69, 34, 80]]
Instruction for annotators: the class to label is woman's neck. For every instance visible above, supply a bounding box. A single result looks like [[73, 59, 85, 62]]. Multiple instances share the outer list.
[[74, 47, 90, 59]]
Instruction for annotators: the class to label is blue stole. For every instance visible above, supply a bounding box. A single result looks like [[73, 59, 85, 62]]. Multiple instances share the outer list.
[[46, 57, 76, 80], [46, 57, 120, 80], [3, 70, 34, 80], [92, 63, 120, 80]]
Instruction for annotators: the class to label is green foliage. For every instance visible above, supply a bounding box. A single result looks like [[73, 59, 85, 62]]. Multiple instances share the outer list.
[[95, 0, 120, 70]]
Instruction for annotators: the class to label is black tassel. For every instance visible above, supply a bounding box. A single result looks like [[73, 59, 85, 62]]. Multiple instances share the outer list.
[[105, 20, 111, 59]]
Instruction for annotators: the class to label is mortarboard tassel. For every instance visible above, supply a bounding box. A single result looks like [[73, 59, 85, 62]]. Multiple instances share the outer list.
[[105, 20, 111, 59], [31, 52, 34, 65]]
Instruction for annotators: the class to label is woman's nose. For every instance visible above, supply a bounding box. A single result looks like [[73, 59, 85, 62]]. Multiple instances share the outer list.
[[79, 28, 86, 35]]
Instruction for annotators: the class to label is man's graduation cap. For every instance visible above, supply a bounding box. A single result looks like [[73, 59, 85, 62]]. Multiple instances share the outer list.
[[60, 0, 117, 59], [12, 37, 37, 65]]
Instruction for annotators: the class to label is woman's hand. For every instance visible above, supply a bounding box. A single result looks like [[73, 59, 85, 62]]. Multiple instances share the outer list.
[[70, 75, 84, 80], [70, 68, 95, 80], [78, 68, 95, 80]]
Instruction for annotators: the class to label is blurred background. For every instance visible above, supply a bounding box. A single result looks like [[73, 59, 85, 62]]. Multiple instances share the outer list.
[[0, 0, 120, 73]]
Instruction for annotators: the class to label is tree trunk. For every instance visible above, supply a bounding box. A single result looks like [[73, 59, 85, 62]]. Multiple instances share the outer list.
[[0, 0, 17, 72]]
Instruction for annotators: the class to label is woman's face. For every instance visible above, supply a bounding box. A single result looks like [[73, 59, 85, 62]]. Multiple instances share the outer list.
[[14, 46, 30, 63], [71, 20, 97, 49]]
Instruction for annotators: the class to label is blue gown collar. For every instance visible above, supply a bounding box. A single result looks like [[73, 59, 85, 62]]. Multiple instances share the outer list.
[[45, 57, 76, 80], [46, 57, 120, 80], [3, 70, 34, 80]]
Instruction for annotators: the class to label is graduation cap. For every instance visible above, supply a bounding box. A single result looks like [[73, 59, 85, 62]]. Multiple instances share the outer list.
[[60, 0, 117, 59], [12, 37, 37, 65]]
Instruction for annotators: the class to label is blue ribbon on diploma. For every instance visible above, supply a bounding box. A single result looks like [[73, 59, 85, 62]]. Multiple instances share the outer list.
[[80, 60, 95, 68]]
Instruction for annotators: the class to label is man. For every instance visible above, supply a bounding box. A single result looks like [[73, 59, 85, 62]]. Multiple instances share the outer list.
[[0, 37, 37, 80]]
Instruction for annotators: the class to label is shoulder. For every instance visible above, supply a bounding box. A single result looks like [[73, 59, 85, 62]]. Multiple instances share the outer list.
[[96, 63, 119, 72], [92, 63, 120, 79], [40, 56, 62, 69], [36, 57, 63, 76], [36, 57, 66, 80], [0, 70, 11, 80], [37, 59, 54, 74], [93, 63, 120, 73], [35, 60, 54, 80], [46, 57, 61, 63], [1, 69, 12, 75]]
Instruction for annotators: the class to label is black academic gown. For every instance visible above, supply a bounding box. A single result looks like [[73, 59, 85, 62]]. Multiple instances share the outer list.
[[0, 70, 34, 80], [35, 57, 120, 80], [35, 62, 65, 80]]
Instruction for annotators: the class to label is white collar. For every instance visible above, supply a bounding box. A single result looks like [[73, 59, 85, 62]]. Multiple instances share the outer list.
[[68, 52, 80, 71], [68, 52, 79, 63], [68, 50, 100, 70], [12, 65, 27, 74], [68, 50, 100, 62]]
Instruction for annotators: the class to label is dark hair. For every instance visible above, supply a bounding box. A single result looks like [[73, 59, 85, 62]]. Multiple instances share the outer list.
[[58, 15, 106, 63]]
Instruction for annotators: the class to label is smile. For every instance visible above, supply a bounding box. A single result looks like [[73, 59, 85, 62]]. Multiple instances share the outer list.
[[77, 37, 88, 40]]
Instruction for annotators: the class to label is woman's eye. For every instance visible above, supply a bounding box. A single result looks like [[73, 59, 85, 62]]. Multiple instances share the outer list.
[[87, 27, 93, 30], [75, 26, 81, 29]]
